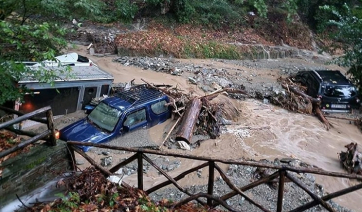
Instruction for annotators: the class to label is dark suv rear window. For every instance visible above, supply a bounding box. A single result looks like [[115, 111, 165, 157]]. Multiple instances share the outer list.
[[323, 85, 357, 98]]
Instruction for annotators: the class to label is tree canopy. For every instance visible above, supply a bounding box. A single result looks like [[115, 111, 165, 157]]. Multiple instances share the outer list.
[[1, 0, 362, 105]]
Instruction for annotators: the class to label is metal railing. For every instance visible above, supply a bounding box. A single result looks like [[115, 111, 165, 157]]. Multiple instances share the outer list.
[[67, 141, 362, 212], [0, 106, 57, 159]]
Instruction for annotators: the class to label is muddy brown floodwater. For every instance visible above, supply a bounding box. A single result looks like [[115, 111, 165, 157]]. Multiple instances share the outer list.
[[64, 45, 362, 211]]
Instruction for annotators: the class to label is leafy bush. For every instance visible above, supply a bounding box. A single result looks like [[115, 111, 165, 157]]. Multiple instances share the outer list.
[[114, 0, 139, 23], [191, 0, 245, 27]]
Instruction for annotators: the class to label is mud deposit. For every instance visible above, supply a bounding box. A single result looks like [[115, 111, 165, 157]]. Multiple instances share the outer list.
[[55, 45, 362, 211]]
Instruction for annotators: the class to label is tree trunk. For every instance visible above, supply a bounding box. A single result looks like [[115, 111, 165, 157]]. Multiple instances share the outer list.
[[175, 98, 202, 144]]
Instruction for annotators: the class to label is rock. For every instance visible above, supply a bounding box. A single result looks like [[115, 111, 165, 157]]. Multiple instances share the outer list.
[[100, 156, 112, 167]]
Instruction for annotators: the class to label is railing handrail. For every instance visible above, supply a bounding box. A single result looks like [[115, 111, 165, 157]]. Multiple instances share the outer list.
[[67, 141, 362, 180], [67, 141, 362, 212], [0, 106, 56, 159]]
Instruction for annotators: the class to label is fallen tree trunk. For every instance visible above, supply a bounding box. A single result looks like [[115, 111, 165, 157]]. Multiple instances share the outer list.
[[176, 98, 202, 144], [281, 84, 320, 105], [282, 83, 331, 129], [313, 103, 332, 130]]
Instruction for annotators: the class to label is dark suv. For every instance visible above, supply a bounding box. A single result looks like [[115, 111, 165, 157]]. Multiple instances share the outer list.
[[59, 85, 171, 151], [294, 70, 360, 112]]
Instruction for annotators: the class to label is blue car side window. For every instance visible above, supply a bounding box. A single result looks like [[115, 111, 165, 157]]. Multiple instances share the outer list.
[[123, 109, 146, 127], [151, 100, 168, 115]]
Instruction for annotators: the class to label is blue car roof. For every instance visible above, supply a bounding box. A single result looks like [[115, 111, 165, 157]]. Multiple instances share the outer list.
[[104, 85, 167, 111], [103, 96, 132, 111]]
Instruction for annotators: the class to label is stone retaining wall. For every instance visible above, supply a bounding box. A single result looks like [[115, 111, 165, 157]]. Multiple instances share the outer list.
[[0, 141, 71, 208]]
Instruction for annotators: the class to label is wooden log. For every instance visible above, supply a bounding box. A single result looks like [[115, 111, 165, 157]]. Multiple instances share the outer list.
[[175, 98, 202, 144], [282, 84, 320, 105], [314, 103, 331, 130], [160, 115, 182, 147]]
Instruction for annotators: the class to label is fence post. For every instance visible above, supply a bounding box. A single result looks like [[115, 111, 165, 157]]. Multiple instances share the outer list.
[[138, 152, 143, 190], [207, 161, 215, 206], [67, 143, 77, 171], [277, 169, 286, 212], [46, 109, 56, 146]]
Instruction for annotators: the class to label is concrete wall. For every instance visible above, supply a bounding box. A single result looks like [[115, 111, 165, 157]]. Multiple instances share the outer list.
[[0, 140, 71, 208]]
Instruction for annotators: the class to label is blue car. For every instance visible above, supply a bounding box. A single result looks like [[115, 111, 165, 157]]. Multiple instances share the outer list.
[[59, 85, 172, 151]]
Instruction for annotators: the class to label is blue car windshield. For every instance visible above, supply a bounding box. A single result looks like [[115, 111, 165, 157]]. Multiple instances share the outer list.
[[88, 102, 123, 132], [323, 85, 357, 98]]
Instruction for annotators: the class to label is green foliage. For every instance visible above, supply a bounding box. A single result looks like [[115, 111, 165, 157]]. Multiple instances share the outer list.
[[321, 4, 362, 90], [183, 41, 240, 59], [138, 197, 167, 212], [2, 0, 107, 23], [172, 0, 195, 23], [282, 0, 298, 22], [0, 20, 71, 104], [190, 0, 245, 27], [296, 0, 355, 30], [55, 192, 81, 210], [114, 0, 139, 23], [252, 0, 268, 18]]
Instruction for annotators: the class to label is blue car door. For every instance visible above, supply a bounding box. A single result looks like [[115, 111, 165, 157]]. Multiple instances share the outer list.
[[122, 108, 148, 132], [148, 99, 171, 127]]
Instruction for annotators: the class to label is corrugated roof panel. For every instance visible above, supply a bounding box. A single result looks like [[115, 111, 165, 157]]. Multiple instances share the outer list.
[[19, 66, 113, 83]]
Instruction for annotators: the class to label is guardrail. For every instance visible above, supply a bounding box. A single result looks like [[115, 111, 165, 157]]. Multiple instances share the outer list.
[[0, 106, 57, 159], [67, 141, 362, 212]]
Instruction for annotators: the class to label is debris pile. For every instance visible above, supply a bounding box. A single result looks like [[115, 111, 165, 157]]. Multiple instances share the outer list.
[[28, 167, 226, 212], [339, 142, 362, 175], [142, 80, 246, 148], [263, 77, 332, 130], [0, 130, 29, 164]]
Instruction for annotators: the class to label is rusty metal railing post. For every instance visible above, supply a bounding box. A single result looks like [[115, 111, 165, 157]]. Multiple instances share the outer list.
[[46, 109, 56, 146], [137, 152, 144, 190], [277, 169, 286, 212], [207, 161, 215, 206]]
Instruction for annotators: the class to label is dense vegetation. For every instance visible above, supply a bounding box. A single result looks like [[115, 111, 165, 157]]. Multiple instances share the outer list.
[[0, 0, 361, 105]]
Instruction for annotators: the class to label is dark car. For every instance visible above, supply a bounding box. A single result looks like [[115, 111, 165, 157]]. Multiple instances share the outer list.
[[294, 70, 360, 112], [59, 85, 171, 151]]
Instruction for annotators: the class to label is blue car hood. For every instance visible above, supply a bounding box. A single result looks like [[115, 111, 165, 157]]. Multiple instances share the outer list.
[[60, 118, 110, 151]]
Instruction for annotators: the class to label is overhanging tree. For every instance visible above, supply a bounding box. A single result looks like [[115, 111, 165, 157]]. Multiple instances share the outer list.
[[0, 0, 109, 105], [321, 4, 362, 91]]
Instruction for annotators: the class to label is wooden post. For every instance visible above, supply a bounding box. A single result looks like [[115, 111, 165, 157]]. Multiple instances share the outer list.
[[207, 161, 215, 206], [46, 109, 57, 146], [277, 170, 286, 212], [138, 152, 143, 190], [67, 143, 77, 171]]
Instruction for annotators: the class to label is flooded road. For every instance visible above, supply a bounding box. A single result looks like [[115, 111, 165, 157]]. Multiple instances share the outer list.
[[70, 46, 362, 211]]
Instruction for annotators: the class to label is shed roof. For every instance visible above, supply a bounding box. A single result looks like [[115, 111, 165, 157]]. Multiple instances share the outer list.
[[19, 65, 113, 84]]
